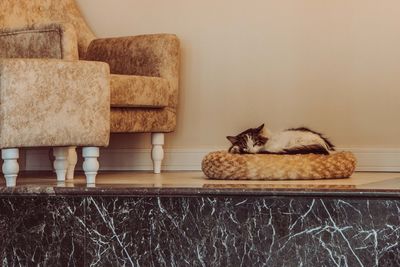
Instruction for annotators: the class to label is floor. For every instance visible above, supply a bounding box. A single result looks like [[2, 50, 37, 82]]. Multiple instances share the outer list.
[[1, 171, 399, 191]]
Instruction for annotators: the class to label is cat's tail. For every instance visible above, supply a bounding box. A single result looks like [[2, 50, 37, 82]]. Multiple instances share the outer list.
[[287, 127, 335, 151], [283, 144, 330, 155], [261, 144, 330, 155]]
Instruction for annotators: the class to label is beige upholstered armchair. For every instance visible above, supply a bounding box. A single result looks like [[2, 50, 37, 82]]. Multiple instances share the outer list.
[[0, 0, 180, 173], [0, 58, 110, 186]]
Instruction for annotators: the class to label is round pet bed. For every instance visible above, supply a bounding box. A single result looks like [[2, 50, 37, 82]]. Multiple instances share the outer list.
[[202, 151, 356, 180]]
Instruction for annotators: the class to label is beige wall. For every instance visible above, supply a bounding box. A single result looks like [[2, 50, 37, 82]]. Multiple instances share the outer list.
[[77, 0, 400, 150]]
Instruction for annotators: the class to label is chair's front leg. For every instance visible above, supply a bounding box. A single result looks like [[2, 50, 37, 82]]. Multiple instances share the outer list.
[[66, 146, 77, 180], [83, 147, 99, 184], [2, 148, 19, 187], [53, 147, 69, 181], [151, 133, 164, 174]]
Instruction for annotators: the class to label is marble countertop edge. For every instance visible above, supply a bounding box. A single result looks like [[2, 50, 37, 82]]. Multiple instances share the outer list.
[[0, 186, 399, 198]]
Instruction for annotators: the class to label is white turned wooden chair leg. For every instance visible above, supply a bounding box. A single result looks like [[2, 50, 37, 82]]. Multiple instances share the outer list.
[[82, 147, 99, 184], [53, 147, 68, 182], [151, 133, 164, 174], [66, 146, 77, 180], [2, 148, 19, 187]]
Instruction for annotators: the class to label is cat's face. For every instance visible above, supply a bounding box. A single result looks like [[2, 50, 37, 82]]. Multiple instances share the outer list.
[[226, 124, 268, 154]]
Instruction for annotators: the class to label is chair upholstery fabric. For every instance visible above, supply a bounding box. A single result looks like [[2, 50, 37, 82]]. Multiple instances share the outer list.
[[0, 0, 95, 58], [111, 107, 176, 133], [0, 0, 180, 134], [110, 74, 169, 108], [0, 23, 79, 60], [86, 35, 179, 108], [86, 35, 180, 133], [0, 59, 110, 148]]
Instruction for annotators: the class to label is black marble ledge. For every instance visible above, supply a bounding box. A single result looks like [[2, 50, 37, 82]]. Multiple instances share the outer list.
[[0, 185, 400, 198], [1, 171, 400, 197], [84, 196, 400, 266], [1, 195, 399, 266], [1, 174, 400, 266], [0, 197, 85, 266]]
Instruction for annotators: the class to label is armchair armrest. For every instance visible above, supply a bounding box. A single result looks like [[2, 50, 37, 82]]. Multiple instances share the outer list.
[[0, 58, 110, 148], [0, 22, 79, 60], [86, 34, 180, 107]]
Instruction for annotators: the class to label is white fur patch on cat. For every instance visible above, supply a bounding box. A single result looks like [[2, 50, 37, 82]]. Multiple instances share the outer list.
[[263, 130, 330, 153], [245, 134, 264, 154]]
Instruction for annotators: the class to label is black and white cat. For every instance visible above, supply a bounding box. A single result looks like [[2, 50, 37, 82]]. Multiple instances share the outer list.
[[227, 124, 335, 155]]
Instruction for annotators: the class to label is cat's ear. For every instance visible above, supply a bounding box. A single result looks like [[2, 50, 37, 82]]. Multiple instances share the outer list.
[[226, 136, 238, 144], [255, 124, 265, 133], [259, 136, 268, 144]]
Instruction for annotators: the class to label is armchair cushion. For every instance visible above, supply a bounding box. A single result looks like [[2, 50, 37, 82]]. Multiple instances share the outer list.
[[0, 22, 79, 60], [111, 107, 176, 133], [0, 0, 96, 58], [0, 58, 110, 148], [111, 74, 169, 108]]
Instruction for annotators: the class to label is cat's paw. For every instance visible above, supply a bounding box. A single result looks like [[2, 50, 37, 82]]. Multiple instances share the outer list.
[[229, 146, 241, 154]]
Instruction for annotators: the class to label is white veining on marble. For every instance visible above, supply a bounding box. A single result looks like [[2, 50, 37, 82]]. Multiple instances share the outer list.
[[88, 197, 135, 266]]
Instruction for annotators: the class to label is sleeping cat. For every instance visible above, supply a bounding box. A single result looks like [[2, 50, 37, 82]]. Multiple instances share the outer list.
[[227, 124, 335, 155]]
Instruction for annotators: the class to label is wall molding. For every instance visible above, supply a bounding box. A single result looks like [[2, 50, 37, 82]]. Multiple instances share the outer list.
[[25, 147, 400, 172], [340, 148, 400, 172], [25, 148, 216, 171]]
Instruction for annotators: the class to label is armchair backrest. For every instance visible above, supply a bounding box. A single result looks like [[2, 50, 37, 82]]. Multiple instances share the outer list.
[[0, 0, 95, 58]]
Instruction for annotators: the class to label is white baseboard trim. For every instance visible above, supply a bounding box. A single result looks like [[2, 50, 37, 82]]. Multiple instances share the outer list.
[[341, 148, 400, 172], [25, 147, 400, 172], [25, 148, 215, 171]]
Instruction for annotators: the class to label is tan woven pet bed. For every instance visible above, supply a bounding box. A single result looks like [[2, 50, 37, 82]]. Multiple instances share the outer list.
[[202, 151, 357, 180]]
